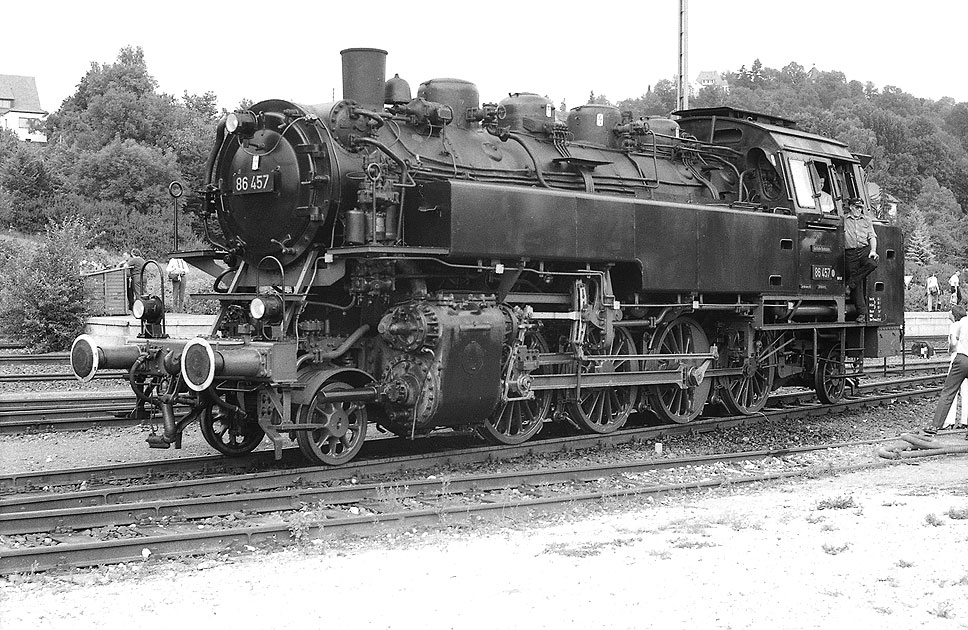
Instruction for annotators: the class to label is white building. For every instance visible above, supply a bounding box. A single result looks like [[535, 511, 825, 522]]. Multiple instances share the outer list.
[[0, 75, 47, 142], [694, 70, 729, 94]]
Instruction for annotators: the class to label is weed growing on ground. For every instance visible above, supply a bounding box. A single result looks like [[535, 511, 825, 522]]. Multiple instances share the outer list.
[[925, 513, 945, 527], [672, 537, 719, 549], [897, 559, 915, 568], [929, 601, 954, 619], [822, 542, 850, 555], [816, 495, 857, 510]]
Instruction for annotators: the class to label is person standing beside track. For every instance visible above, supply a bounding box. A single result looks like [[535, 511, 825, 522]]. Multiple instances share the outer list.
[[166, 257, 189, 312], [927, 273, 940, 312], [925, 304, 968, 435], [125, 249, 146, 313]]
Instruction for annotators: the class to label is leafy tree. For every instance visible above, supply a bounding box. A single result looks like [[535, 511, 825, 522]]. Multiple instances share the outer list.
[[945, 103, 968, 151], [0, 218, 93, 351], [916, 177, 968, 264], [0, 146, 59, 231], [0, 128, 19, 162], [69, 139, 179, 210]]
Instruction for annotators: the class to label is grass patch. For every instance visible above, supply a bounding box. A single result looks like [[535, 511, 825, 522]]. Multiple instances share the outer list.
[[822, 542, 850, 555], [672, 537, 719, 549], [816, 495, 857, 510], [897, 559, 915, 568]]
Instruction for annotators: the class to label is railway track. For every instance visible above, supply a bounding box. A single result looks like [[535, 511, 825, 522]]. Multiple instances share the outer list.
[[0, 372, 952, 573], [0, 371, 126, 384], [0, 352, 69, 367], [0, 393, 137, 434]]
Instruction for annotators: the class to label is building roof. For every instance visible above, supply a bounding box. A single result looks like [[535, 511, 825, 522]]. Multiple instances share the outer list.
[[0, 75, 47, 115]]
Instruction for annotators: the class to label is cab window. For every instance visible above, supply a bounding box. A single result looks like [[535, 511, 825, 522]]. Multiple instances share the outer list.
[[788, 159, 817, 210], [789, 157, 837, 214]]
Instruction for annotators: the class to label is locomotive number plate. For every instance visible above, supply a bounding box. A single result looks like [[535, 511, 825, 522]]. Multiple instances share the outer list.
[[233, 173, 274, 195], [812, 265, 836, 281]]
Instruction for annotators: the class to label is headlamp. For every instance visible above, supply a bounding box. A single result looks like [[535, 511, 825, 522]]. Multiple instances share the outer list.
[[133, 295, 165, 324], [250, 294, 284, 323], [225, 111, 258, 138]]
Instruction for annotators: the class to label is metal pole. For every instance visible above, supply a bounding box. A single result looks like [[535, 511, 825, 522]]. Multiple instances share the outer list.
[[678, 0, 689, 110], [168, 181, 184, 252]]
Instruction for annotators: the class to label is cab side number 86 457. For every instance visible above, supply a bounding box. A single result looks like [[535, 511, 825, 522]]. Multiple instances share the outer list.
[[234, 173, 274, 195]]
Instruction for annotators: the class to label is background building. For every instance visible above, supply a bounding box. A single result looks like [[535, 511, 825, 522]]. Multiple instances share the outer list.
[[0, 75, 47, 142]]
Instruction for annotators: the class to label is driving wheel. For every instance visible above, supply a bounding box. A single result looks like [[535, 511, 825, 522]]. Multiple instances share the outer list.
[[720, 330, 777, 415], [480, 330, 553, 445], [646, 317, 712, 424], [566, 327, 639, 434]]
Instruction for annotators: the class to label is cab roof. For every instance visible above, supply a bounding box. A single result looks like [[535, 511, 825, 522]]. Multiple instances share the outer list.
[[674, 106, 856, 162]]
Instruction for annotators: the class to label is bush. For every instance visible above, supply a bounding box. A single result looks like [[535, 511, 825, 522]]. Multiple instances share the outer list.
[[0, 218, 94, 352]]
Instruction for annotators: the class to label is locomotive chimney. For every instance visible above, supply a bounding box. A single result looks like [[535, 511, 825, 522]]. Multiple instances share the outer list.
[[340, 48, 388, 110]]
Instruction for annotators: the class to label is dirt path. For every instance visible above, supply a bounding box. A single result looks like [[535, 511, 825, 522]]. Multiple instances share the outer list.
[[2, 448, 968, 629]]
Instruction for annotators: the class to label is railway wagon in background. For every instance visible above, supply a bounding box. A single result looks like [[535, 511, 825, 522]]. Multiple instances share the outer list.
[[71, 48, 904, 466]]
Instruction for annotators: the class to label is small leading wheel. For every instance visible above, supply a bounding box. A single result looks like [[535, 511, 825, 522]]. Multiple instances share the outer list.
[[646, 317, 712, 424], [814, 344, 846, 404], [566, 327, 639, 434], [296, 380, 368, 465], [199, 392, 266, 456], [480, 331, 553, 445], [720, 331, 777, 415]]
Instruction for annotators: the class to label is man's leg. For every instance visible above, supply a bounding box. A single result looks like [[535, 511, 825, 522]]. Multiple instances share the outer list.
[[930, 354, 968, 429]]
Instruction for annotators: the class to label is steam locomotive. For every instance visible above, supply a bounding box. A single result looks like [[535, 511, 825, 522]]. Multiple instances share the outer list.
[[71, 48, 904, 465]]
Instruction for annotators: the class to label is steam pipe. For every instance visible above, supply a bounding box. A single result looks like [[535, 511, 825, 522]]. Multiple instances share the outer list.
[[204, 118, 227, 185], [506, 133, 550, 188], [296, 324, 371, 369]]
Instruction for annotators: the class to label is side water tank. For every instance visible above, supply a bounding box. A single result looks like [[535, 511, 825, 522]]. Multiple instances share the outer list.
[[497, 93, 555, 134], [418, 78, 480, 130], [567, 105, 622, 148]]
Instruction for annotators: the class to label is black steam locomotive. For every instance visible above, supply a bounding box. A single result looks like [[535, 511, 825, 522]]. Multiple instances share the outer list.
[[71, 48, 904, 465]]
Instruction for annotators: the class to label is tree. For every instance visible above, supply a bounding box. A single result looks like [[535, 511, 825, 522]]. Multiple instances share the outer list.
[[916, 177, 968, 264], [905, 225, 935, 265], [0, 218, 93, 351], [68, 139, 179, 210]]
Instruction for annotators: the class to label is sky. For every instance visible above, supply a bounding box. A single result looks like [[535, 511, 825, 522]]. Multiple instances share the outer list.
[[4, 0, 966, 116]]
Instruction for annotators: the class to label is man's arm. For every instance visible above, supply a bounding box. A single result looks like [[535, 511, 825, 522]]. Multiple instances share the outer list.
[[867, 218, 878, 259]]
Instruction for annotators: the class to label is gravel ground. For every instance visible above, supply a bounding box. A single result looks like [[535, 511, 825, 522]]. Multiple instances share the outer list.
[[2, 381, 967, 629], [2, 450, 968, 629]]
